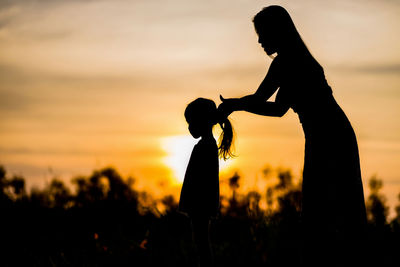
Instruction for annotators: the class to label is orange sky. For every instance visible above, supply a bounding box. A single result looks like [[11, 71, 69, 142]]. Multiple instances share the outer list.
[[0, 0, 399, 216]]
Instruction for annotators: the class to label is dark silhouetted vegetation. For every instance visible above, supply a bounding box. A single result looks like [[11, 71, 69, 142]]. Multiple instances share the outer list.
[[0, 165, 399, 266]]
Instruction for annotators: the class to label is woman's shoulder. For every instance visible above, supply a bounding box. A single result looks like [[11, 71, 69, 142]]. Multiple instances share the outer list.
[[270, 54, 282, 68], [279, 54, 325, 76], [264, 55, 283, 79]]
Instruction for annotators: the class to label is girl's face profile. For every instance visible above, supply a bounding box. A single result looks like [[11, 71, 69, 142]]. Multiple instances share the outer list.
[[188, 121, 201, 139], [187, 117, 209, 139], [185, 99, 216, 139]]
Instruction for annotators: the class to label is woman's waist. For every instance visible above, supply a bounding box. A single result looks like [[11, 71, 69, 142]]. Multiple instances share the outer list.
[[300, 108, 354, 139], [294, 96, 343, 121]]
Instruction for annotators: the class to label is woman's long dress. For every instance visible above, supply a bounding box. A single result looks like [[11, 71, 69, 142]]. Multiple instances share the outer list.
[[274, 54, 367, 265]]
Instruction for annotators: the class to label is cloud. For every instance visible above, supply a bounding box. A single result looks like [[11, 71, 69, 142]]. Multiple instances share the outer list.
[[0, 146, 162, 157], [0, 88, 32, 112], [0, 62, 152, 85], [354, 64, 400, 74], [330, 63, 400, 75], [0, 7, 73, 42]]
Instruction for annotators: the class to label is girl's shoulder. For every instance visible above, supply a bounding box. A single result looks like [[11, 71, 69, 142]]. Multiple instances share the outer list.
[[196, 138, 218, 153], [198, 137, 217, 146]]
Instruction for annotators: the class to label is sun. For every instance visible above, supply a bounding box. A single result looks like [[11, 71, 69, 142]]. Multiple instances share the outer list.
[[161, 135, 234, 184]]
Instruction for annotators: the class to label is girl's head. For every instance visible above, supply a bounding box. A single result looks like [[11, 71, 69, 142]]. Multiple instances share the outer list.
[[253, 5, 310, 57], [184, 98, 234, 160]]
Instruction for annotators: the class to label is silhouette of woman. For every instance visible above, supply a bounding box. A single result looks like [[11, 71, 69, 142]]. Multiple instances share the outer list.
[[179, 98, 234, 267], [218, 6, 367, 266]]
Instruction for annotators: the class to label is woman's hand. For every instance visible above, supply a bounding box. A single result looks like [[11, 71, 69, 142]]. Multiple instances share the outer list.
[[217, 95, 239, 118]]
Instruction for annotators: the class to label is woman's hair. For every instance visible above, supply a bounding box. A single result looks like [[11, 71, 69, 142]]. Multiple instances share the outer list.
[[184, 98, 234, 160], [253, 5, 320, 66]]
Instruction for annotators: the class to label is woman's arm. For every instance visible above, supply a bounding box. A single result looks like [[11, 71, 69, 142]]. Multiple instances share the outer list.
[[219, 57, 287, 117], [221, 94, 289, 117], [240, 95, 289, 117]]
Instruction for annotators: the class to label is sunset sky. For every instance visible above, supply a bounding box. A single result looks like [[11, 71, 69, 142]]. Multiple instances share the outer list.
[[0, 0, 399, 216]]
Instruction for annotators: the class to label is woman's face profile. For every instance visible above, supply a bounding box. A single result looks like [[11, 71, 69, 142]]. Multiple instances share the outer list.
[[257, 28, 278, 55]]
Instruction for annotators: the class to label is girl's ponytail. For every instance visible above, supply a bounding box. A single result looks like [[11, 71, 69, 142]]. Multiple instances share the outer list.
[[218, 117, 235, 160]]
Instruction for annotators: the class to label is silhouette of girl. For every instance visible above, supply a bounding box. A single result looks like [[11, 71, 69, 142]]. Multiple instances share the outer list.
[[179, 98, 234, 267], [218, 6, 367, 266]]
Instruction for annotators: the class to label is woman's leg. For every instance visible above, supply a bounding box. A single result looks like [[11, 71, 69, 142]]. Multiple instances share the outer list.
[[191, 216, 212, 267]]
